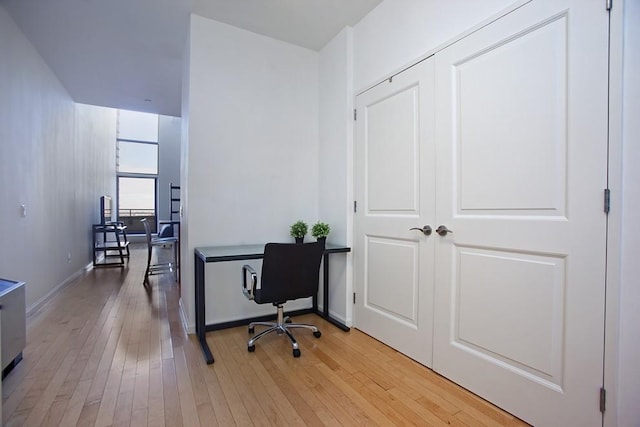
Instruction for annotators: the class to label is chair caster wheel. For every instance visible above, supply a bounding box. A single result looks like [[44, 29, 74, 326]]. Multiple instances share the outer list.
[[248, 326, 254, 334], [313, 331, 321, 338], [248, 345, 255, 352], [293, 348, 301, 358], [285, 318, 292, 323]]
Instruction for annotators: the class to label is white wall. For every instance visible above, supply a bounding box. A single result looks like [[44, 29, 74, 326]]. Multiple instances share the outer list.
[[353, 0, 522, 91], [74, 104, 117, 260], [181, 15, 319, 327], [618, 0, 640, 424], [157, 115, 181, 222], [318, 27, 354, 323], [0, 6, 116, 309]]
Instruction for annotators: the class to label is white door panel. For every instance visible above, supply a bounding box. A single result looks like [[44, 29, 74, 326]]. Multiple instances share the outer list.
[[365, 237, 419, 323], [433, 0, 608, 425], [367, 86, 420, 213], [456, 15, 567, 213], [354, 58, 435, 367], [455, 247, 565, 382]]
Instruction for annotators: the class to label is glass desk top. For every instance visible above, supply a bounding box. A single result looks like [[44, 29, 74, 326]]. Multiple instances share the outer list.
[[195, 243, 350, 263]]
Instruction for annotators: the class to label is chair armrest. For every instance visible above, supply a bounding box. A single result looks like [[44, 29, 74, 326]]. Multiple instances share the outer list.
[[242, 264, 257, 300]]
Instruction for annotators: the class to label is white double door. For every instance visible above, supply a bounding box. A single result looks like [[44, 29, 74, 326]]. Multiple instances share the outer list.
[[353, 0, 609, 425]]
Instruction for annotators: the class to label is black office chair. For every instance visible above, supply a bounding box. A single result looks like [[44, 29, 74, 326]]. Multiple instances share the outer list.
[[241, 242, 324, 357], [141, 218, 178, 285]]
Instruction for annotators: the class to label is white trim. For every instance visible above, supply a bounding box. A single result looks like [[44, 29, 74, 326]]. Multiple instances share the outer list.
[[26, 262, 94, 316], [179, 296, 195, 334], [345, 26, 355, 328], [604, 0, 625, 425], [328, 309, 348, 325]]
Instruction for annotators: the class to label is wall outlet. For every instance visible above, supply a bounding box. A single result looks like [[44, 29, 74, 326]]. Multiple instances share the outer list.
[[20, 204, 27, 217], [67, 252, 72, 263]]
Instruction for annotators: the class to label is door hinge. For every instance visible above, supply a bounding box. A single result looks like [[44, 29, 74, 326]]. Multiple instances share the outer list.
[[604, 188, 611, 214], [354, 109, 357, 121], [353, 292, 356, 304], [606, 0, 612, 11], [354, 200, 357, 213], [600, 387, 606, 412]]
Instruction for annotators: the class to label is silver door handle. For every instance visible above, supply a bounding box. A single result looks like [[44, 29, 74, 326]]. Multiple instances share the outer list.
[[435, 225, 453, 236], [410, 225, 432, 236]]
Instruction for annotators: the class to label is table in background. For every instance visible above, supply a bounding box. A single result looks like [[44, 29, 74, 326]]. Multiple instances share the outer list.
[[194, 243, 351, 364], [92, 223, 130, 267]]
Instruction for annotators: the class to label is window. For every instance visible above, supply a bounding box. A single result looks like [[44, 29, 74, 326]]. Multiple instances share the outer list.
[[117, 141, 158, 174], [116, 110, 159, 233]]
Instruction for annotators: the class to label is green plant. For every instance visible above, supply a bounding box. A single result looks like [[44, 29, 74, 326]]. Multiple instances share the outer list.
[[290, 220, 308, 238], [311, 221, 330, 239]]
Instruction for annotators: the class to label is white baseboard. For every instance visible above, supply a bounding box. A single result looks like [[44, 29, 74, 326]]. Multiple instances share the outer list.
[[316, 302, 350, 327], [327, 309, 349, 326], [179, 297, 194, 334], [26, 261, 94, 316]]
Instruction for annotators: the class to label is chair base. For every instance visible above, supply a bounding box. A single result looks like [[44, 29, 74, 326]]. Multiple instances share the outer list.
[[144, 262, 176, 285], [247, 305, 321, 357]]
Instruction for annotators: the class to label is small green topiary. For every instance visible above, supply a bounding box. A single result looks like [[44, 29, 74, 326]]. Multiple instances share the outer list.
[[311, 221, 330, 239], [290, 220, 308, 238]]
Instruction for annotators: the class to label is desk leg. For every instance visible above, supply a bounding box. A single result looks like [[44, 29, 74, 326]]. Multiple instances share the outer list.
[[195, 255, 214, 364], [316, 253, 350, 332], [323, 253, 330, 317]]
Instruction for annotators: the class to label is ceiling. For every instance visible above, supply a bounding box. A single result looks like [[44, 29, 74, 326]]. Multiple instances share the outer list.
[[1, 0, 383, 117]]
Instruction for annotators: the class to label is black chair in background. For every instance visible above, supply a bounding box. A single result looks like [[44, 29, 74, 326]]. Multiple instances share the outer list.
[[242, 241, 324, 357], [141, 218, 178, 285]]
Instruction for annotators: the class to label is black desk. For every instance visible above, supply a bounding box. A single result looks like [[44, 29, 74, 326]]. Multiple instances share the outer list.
[[194, 243, 351, 364]]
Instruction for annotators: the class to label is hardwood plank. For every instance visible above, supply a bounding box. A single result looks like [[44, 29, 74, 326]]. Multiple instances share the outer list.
[[146, 360, 165, 427], [188, 336, 231, 426], [75, 401, 100, 427], [183, 336, 220, 426], [161, 357, 183, 427], [214, 330, 276, 426], [3, 245, 528, 426], [227, 327, 306, 426], [262, 337, 370, 426], [57, 379, 92, 427], [173, 345, 201, 427], [204, 334, 254, 426], [22, 350, 76, 427], [94, 287, 137, 427], [387, 386, 453, 426], [254, 348, 328, 427]]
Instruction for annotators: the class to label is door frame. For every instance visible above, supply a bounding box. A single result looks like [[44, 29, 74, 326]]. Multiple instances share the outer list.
[[347, 2, 626, 425], [603, 2, 625, 426]]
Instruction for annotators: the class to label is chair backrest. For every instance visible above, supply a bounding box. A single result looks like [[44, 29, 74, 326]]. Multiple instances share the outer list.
[[255, 242, 324, 304], [141, 218, 153, 261]]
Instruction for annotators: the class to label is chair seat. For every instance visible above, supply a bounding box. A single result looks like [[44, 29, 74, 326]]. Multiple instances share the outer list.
[[151, 236, 177, 245]]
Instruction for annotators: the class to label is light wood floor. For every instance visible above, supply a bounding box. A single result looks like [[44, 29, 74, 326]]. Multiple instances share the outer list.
[[2, 245, 528, 426]]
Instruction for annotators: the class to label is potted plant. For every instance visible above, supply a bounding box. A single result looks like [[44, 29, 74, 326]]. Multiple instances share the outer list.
[[290, 220, 308, 244], [311, 221, 330, 243]]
